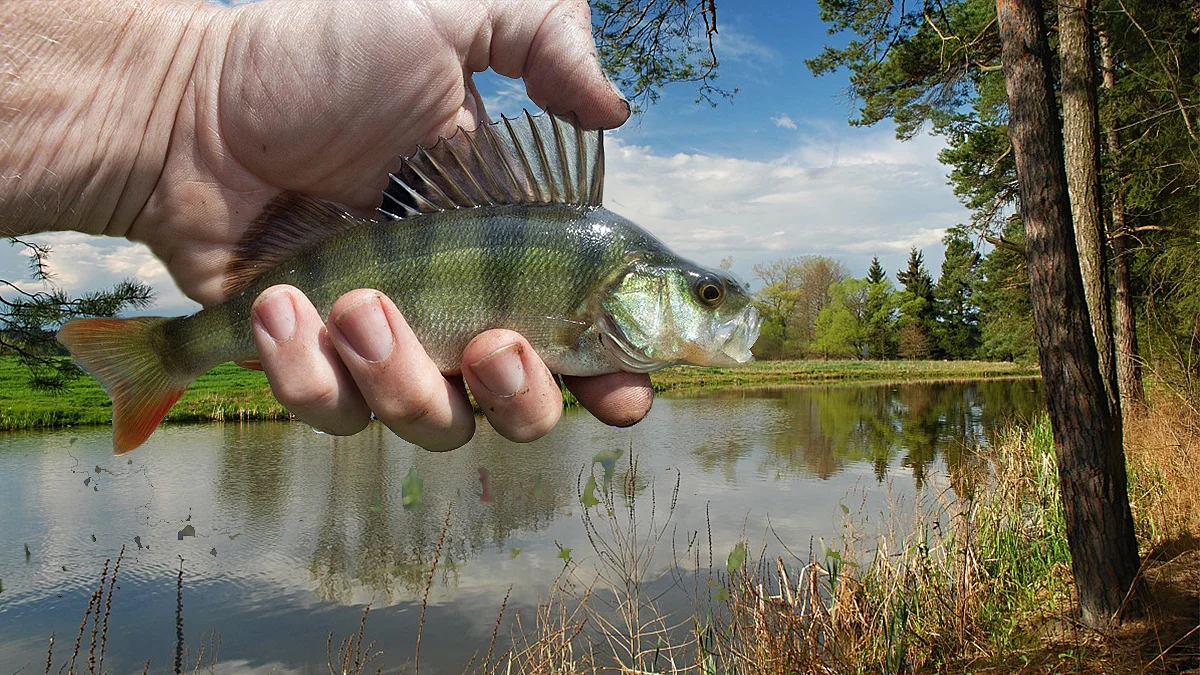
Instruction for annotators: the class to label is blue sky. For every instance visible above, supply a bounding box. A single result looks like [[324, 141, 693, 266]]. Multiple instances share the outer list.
[[1, 0, 971, 315]]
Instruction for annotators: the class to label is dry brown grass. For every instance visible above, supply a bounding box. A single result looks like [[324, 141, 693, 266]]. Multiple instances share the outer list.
[[1125, 393, 1200, 545]]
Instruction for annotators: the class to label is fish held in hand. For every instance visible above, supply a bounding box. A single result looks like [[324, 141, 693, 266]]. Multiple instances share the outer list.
[[57, 112, 762, 453]]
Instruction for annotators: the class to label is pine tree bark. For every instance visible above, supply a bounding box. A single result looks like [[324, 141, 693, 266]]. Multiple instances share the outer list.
[[1099, 29, 1146, 409], [1059, 0, 1120, 415], [996, 0, 1141, 626]]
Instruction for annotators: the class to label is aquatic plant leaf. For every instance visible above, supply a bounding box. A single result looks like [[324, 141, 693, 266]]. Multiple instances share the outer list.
[[210, 548, 217, 557], [401, 468, 423, 510], [510, 548, 522, 559], [533, 472, 543, 495], [557, 546, 573, 563], [726, 542, 746, 575], [581, 475, 600, 508]]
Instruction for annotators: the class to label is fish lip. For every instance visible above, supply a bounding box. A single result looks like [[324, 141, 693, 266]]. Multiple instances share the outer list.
[[717, 306, 761, 363]]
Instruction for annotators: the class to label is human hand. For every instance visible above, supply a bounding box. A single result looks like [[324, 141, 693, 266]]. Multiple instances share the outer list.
[[2, 0, 652, 449]]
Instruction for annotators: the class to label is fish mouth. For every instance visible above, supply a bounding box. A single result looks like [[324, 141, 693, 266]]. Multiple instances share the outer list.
[[597, 305, 763, 372], [712, 305, 762, 365]]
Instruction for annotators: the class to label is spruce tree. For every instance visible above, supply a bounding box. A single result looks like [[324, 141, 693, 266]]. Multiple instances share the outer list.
[[896, 248, 937, 359], [864, 257, 897, 359], [935, 228, 982, 358]]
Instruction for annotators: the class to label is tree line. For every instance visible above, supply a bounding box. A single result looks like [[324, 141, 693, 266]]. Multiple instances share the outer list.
[[751, 231, 1035, 362]]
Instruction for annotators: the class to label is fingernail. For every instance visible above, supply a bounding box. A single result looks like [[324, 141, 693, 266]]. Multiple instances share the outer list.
[[335, 295, 394, 362], [253, 290, 296, 342], [469, 343, 525, 398]]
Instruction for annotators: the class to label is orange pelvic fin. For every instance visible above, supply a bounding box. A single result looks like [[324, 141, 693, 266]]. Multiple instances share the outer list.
[[56, 317, 189, 454]]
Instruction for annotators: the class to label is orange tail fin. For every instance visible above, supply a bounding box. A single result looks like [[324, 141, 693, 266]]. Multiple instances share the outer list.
[[57, 317, 190, 454]]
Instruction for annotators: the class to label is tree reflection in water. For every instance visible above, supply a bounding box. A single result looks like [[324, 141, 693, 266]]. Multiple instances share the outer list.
[[207, 379, 1042, 606], [700, 379, 1043, 486]]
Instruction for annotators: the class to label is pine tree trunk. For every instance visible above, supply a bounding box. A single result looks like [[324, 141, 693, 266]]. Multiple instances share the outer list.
[[1059, 0, 1120, 416], [1099, 29, 1146, 409], [996, 0, 1141, 627]]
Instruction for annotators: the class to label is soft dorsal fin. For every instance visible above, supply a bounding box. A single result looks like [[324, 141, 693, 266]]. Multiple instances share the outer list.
[[222, 192, 359, 295], [379, 110, 604, 219]]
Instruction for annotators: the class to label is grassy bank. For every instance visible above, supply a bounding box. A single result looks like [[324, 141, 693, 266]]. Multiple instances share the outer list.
[[0, 356, 1037, 432]]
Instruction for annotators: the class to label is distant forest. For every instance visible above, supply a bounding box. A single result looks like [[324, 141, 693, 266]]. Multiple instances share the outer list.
[[749, 239, 1032, 363]]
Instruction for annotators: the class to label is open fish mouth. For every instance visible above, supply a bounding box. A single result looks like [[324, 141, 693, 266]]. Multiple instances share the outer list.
[[597, 305, 762, 371], [713, 305, 762, 365]]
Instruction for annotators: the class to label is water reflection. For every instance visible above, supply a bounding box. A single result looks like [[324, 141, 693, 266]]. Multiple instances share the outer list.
[[0, 378, 1042, 674], [726, 379, 1045, 486]]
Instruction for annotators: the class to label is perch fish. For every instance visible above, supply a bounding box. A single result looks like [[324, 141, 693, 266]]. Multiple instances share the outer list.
[[57, 112, 762, 453]]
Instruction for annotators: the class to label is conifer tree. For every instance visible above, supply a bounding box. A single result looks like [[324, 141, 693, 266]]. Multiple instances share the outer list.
[[864, 257, 897, 359], [896, 248, 937, 359], [934, 229, 982, 359]]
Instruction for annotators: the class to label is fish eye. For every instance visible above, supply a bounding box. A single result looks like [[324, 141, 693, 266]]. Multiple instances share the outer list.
[[695, 275, 725, 306]]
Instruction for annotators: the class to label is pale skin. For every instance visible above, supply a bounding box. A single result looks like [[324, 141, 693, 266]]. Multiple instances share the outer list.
[[1, 0, 654, 450]]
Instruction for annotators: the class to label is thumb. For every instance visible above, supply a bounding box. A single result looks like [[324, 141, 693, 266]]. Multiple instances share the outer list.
[[485, 1, 629, 129]]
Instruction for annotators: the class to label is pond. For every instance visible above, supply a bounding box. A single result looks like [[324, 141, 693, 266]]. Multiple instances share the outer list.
[[0, 378, 1043, 674]]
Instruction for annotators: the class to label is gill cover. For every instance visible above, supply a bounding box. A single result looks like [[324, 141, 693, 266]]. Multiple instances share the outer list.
[[599, 263, 761, 372]]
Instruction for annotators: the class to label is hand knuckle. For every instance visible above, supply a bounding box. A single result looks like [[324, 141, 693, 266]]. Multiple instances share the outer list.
[[277, 379, 341, 411], [382, 386, 445, 431]]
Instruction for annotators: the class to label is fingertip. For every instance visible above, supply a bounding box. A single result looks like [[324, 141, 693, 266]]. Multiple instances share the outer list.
[[563, 372, 654, 428], [327, 289, 477, 450], [463, 330, 562, 442], [251, 286, 372, 436]]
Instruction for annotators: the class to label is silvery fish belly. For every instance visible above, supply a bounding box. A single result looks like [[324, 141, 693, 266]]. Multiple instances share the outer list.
[[56, 111, 762, 453]]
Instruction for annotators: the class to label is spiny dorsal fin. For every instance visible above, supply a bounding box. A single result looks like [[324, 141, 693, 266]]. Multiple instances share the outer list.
[[222, 192, 359, 295], [379, 110, 604, 219]]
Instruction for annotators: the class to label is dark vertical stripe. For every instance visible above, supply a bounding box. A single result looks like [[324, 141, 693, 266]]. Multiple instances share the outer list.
[[484, 211, 525, 323], [397, 219, 435, 317]]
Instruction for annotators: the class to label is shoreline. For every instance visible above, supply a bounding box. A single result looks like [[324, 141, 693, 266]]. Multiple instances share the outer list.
[[0, 357, 1039, 433]]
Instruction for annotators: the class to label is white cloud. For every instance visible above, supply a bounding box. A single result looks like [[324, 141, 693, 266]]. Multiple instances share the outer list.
[[712, 28, 780, 65], [771, 113, 797, 130], [1, 233, 197, 315], [603, 127, 968, 279], [478, 76, 535, 121]]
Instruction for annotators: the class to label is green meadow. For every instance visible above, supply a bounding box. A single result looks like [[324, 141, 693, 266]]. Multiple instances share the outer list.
[[0, 356, 1037, 432]]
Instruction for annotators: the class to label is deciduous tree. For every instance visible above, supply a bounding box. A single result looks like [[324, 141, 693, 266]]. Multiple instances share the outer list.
[[814, 277, 871, 358]]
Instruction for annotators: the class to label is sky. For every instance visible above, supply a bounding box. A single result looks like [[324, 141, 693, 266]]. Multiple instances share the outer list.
[[0, 0, 972, 316]]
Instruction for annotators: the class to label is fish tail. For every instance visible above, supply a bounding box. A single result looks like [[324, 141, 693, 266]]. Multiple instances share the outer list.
[[57, 317, 189, 454]]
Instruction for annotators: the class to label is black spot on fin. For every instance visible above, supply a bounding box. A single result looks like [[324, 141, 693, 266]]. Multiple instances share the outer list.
[[380, 110, 604, 220], [223, 192, 360, 295]]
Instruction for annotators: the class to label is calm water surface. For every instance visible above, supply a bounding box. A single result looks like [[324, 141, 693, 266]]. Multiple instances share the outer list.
[[0, 380, 1042, 674]]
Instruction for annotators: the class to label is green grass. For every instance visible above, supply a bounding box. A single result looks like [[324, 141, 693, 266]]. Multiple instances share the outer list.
[[0, 356, 1038, 432], [0, 359, 288, 432]]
